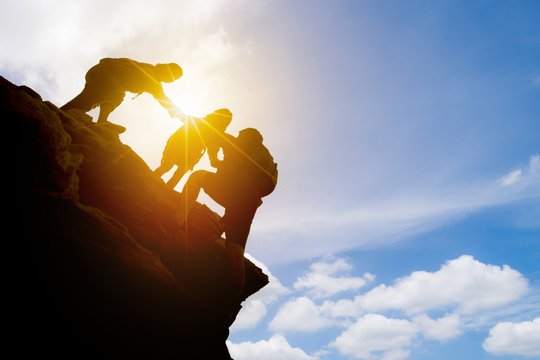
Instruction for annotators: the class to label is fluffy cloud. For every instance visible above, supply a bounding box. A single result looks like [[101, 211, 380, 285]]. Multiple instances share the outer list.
[[227, 335, 318, 360], [482, 317, 540, 357], [231, 299, 268, 330], [499, 169, 523, 186], [294, 256, 375, 298], [412, 314, 462, 341], [231, 253, 289, 330], [328, 255, 528, 316], [189, 26, 240, 72], [330, 314, 418, 360], [269, 296, 336, 332], [267, 255, 533, 359]]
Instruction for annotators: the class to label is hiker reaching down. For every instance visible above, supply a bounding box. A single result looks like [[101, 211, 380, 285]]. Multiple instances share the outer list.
[[61, 57, 184, 123]]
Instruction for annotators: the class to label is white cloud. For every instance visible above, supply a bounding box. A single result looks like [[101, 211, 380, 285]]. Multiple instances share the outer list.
[[329, 255, 528, 316], [231, 253, 289, 330], [233, 253, 537, 359], [0, 0, 247, 105], [330, 314, 418, 360], [311, 256, 354, 274], [294, 256, 375, 299], [412, 314, 462, 341], [261, 254, 536, 359], [231, 299, 268, 330], [269, 297, 337, 332], [227, 335, 319, 360], [267, 253, 532, 359], [482, 317, 540, 357], [380, 349, 412, 360], [498, 154, 540, 187], [499, 169, 523, 186], [190, 27, 240, 72], [251, 154, 540, 265], [0, 0, 258, 174], [245, 254, 290, 303], [251, 197, 473, 265]]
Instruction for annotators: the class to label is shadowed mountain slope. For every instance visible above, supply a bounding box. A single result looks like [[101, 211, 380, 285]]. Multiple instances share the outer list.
[[6, 75, 268, 358]]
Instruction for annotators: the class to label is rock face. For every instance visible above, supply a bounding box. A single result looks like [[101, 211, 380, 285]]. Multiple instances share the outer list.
[[6, 76, 268, 358]]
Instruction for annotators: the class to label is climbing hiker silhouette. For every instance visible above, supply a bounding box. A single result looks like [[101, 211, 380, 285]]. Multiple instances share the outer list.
[[154, 108, 233, 188], [176, 127, 278, 319], [61, 57, 184, 123]]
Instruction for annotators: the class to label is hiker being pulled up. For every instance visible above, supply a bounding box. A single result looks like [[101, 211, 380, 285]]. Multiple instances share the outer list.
[[61, 57, 184, 123], [176, 127, 278, 315], [154, 108, 233, 189]]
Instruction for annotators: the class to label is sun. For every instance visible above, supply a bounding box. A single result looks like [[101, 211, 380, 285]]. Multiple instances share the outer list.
[[175, 92, 208, 118], [167, 74, 213, 118]]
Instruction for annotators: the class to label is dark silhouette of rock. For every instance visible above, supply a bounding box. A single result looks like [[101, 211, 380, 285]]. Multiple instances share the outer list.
[[5, 75, 268, 358]]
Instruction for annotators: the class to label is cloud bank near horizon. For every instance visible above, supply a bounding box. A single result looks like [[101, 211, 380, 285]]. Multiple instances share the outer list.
[[230, 254, 540, 360]]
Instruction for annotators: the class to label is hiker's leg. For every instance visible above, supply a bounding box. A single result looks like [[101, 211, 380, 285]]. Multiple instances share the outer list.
[[154, 152, 175, 179], [60, 92, 84, 110], [97, 91, 124, 123], [166, 165, 188, 189], [97, 103, 115, 123], [182, 170, 211, 204], [61, 87, 95, 112], [62, 74, 104, 112], [222, 203, 257, 310], [154, 161, 173, 178], [176, 170, 212, 223], [155, 144, 177, 178]]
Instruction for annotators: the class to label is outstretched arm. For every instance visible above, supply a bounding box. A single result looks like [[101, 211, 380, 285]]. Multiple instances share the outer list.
[[207, 143, 223, 169], [207, 131, 237, 169], [153, 87, 185, 121]]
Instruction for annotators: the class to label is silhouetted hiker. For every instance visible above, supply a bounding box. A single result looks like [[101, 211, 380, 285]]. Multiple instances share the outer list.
[[154, 108, 233, 188], [61, 58, 184, 123], [175, 128, 278, 318]]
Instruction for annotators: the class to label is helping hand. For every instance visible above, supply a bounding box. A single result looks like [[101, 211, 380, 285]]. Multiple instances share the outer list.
[[168, 106, 185, 120]]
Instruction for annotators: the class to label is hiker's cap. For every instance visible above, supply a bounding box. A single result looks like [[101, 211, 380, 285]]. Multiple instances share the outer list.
[[156, 63, 183, 82], [205, 108, 233, 130]]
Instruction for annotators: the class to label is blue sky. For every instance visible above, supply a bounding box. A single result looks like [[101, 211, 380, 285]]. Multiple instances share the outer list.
[[2, 1, 539, 359]]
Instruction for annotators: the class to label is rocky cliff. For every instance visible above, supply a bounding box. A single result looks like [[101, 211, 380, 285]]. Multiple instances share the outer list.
[[6, 75, 268, 358]]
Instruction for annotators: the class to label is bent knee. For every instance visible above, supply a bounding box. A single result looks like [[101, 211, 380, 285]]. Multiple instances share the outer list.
[[188, 170, 212, 185]]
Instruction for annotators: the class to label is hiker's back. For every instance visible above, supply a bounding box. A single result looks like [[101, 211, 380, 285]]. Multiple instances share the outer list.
[[241, 136, 278, 198], [94, 58, 160, 94], [221, 129, 278, 198], [163, 118, 207, 166]]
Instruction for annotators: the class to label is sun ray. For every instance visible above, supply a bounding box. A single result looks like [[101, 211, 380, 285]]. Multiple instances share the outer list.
[[183, 114, 192, 269], [125, 58, 162, 86], [165, 77, 316, 215]]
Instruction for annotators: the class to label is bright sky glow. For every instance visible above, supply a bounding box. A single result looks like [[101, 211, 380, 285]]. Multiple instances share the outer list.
[[2, 1, 539, 359]]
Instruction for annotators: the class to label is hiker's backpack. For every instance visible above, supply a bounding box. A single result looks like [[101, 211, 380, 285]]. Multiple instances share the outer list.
[[239, 134, 278, 198], [163, 118, 206, 168]]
